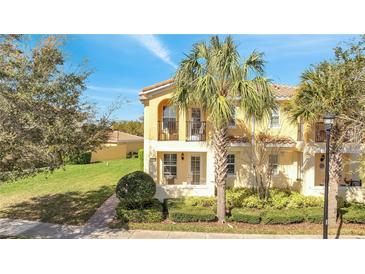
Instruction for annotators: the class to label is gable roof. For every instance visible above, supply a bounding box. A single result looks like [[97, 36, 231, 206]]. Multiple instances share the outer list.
[[107, 131, 144, 143], [140, 78, 297, 99]]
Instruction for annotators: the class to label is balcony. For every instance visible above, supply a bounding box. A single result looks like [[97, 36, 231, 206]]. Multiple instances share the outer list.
[[186, 121, 206, 141], [158, 120, 179, 141], [315, 122, 364, 143]]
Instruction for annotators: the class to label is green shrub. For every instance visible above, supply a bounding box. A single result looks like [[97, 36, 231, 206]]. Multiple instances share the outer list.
[[169, 206, 216, 222], [231, 208, 262, 224], [342, 207, 365, 224], [268, 188, 291, 198], [270, 196, 290, 209], [138, 149, 144, 170], [226, 188, 255, 209], [166, 198, 185, 209], [262, 209, 305, 224], [69, 152, 92, 164], [115, 171, 156, 207], [303, 196, 323, 208], [184, 196, 216, 208], [347, 202, 365, 210], [116, 199, 164, 223], [241, 195, 267, 209], [305, 207, 323, 223], [286, 192, 306, 208]]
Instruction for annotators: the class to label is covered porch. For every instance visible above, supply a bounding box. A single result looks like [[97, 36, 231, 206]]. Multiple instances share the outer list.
[[302, 151, 364, 202], [154, 150, 215, 199]]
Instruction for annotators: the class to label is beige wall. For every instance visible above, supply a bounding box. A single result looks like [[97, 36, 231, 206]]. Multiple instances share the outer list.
[[91, 141, 143, 162], [225, 147, 300, 190], [156, 151, 207, 185]]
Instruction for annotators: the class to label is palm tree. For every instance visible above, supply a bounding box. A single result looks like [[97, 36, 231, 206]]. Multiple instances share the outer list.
[[171, 36, 275, 222], [285, 61, 357, 225]]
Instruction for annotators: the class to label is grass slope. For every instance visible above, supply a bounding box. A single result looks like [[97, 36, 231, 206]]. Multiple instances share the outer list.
[[0, 159, 139, 225]]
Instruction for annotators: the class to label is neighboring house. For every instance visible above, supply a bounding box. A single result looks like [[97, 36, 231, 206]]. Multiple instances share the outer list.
[[91, 131, 143, 162], [139, 79, 364, 202]]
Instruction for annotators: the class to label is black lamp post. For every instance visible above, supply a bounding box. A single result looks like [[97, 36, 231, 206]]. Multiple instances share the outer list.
[[323, 113, 335, 239]]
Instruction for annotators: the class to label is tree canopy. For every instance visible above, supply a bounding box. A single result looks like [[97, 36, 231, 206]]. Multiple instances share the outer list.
[[0, 35, 111, 181]]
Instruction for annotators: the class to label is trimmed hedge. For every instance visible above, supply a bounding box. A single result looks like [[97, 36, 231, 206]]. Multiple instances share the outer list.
[[115, 171, 156, 207], [169, 206, 216, 222], [167, 198, 216, 222], [305, 207, 323, 223], [116, 199, 164, 223], [262, 209, 305, 224], [231, 208, 261, 224]]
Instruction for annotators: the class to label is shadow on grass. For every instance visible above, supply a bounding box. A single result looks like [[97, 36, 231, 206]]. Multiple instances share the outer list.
[[0, 186, 114, 226]]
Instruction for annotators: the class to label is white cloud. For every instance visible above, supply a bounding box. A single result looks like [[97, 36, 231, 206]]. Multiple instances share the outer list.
[[133, 35, 177, 68], [87, 85, 139, 94]]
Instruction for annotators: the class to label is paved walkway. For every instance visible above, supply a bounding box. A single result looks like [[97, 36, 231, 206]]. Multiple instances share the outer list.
[[1, 218, 365, 239], [86, 194, 119, 228]]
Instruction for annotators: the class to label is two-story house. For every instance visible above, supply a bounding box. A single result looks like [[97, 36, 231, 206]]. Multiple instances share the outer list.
[[139, 79, 364, 202]]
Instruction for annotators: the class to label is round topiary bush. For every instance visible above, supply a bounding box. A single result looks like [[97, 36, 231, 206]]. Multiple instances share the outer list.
[[115, 171, 156, 207]]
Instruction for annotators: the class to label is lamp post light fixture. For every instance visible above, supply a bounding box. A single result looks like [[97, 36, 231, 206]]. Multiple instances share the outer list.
[[323, 113, 335, 239]]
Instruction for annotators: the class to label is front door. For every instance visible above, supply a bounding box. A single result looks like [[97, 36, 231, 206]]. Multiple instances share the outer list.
[[190, 155, 201, 185]]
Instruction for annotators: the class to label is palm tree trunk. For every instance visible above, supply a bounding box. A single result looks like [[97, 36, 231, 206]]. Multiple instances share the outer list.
[[328, 125, 342, 226], [213, 126, 229, 223]]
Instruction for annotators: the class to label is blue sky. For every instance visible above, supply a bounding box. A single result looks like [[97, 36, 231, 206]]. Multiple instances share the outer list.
[[60, 34, 359, 121]]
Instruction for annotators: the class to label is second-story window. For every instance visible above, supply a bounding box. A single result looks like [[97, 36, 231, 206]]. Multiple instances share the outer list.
[[228, 107, 237, 128], [163, 106, 177, 132], [270, 107, 280, 128]]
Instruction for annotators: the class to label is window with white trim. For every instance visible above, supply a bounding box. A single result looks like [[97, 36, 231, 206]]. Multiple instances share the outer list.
[[228, 107, 237, 127], [227, 154, 235, 175], [269, 154, 279, 175], [270, 107, 280, 128], [163, 154, 177, 177]]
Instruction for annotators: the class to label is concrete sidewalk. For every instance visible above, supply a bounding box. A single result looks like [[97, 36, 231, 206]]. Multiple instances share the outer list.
[[1, 218, 365, 239]]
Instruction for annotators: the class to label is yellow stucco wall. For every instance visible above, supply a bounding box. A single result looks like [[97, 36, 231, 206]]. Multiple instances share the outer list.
[[91, 141, 143, 162], [144, 88, 299, 142]]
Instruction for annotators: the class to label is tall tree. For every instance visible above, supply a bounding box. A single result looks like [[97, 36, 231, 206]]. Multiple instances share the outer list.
[[285, 36, 365, 225], [171, 36, 275, 222], [0, 35, 111, 181]]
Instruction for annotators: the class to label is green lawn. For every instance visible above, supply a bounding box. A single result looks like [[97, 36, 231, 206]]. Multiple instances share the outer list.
[[0, 159, 139, 225]]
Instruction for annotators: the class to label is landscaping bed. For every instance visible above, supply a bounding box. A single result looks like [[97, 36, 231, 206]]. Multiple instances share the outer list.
[[113, 186, 365, 228]]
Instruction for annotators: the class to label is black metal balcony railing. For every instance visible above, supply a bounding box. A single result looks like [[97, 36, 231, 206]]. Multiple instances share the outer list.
[[186, 121, 206, 141], [158, 120, 179, 141]]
